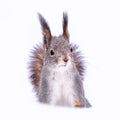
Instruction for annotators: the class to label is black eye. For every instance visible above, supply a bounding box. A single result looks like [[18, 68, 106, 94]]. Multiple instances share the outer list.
[[50, 50, 55, 56], [70, 48, 73, 52]]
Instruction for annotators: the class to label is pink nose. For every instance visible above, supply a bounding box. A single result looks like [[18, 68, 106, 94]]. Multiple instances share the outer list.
[[63, 57, 69, 63]]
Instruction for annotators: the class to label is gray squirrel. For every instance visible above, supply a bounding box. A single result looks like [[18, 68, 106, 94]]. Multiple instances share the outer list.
[[29, 12, 91, 107]]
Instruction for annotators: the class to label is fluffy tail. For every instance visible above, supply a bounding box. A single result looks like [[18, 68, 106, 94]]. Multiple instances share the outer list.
[[29, 44, 44, 95]]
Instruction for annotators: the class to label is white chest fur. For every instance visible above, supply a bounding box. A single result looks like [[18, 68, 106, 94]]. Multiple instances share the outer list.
[[49, 67, 76, 106]]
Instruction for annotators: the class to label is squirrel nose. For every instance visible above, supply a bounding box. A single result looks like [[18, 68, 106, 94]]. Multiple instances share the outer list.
[[63, 57, 69, 63]]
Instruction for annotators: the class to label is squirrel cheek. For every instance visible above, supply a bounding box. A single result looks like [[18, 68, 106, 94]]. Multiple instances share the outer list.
[[57, 57, 63, 65]]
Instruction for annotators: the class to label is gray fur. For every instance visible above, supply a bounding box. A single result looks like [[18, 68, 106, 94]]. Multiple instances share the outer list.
[[29, 12, 91, 107]]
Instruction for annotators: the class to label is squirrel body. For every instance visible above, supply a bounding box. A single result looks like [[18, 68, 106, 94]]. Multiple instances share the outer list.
[[29, 13, 91, 107]]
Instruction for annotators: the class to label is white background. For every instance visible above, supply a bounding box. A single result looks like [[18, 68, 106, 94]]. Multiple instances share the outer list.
[[0, 0, 120, 119]]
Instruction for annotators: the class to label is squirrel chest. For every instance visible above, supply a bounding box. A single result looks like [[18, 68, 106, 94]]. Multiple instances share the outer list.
[[49, 67, 75, 106]]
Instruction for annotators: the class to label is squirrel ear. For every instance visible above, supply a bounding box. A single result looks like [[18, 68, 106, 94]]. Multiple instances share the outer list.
[[63, 12, 69, 39], [38, 13, 52, 46]]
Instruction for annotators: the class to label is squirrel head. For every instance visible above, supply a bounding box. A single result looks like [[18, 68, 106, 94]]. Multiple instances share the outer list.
[[38, 12, 73, 69]]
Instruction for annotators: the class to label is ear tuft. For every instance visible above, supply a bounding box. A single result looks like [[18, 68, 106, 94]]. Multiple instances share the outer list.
[[63, 12, 69, 39], [38, 13, 52, 43]]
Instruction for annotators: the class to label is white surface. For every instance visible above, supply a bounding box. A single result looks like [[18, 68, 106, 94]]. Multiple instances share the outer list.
[[0, 0, 120, 119]]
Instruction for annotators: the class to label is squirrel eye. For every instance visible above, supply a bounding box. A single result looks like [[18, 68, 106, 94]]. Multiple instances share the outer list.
[[70, 48, 73, 52], [50, 49, 55, 56]]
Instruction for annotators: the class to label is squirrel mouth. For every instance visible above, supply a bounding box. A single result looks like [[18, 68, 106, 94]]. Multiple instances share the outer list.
[[58, 61, 68, 68]]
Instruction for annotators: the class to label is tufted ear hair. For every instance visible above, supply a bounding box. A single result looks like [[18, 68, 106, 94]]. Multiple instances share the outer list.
[[38, 13, 52, 47], [63, 12, 69, 40]]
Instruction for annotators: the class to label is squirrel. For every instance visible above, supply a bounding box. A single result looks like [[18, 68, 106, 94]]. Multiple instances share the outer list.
[[29, 12, 91, 107]]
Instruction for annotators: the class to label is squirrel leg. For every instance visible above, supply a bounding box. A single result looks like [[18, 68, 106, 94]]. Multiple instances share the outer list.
[[74, 100, 84, 107]]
